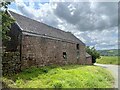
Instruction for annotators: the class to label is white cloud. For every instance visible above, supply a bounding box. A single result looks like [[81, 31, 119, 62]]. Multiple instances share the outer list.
[[8, 1, 118, 50]]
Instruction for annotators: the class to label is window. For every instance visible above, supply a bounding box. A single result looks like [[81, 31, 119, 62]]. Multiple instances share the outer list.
[[76, 44, 79, 50], [63, 52, 67, 59]]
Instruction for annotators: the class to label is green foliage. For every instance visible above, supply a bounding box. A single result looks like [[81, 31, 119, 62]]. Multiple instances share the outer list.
[[96, 56, 120, 65], [0, 2, 11, 9], [3, 65, 114, 88], [86, 46, 100, 63], [53, 81, 63, 88], [0, 1, 15, 49]]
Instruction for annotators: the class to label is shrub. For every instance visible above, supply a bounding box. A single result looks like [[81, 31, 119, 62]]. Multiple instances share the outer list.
[[86, 46, 100, 63]]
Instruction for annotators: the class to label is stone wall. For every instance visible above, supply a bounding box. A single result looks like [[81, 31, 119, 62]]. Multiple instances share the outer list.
[[86, 57, 92, 65], [2, 52, 21, 75], [21, 34, 86, 69]]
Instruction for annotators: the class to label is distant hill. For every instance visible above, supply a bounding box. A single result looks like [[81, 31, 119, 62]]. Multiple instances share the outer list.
[[97, 49, 119, 56]]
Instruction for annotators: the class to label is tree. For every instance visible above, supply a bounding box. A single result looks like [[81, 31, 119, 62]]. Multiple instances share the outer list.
[[0, 1, 15, 50], [86, 46, 100, 63]]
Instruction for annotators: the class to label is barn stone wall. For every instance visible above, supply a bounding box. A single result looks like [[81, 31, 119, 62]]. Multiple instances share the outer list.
[[21, 34, 86, 69], [2, 52, 21, 75]]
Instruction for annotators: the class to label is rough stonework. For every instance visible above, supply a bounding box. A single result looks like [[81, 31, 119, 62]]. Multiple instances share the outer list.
[[21, 35, 86, 69], [2, 52, 21, 74]]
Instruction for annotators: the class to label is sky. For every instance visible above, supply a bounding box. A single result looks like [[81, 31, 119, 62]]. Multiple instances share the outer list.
[[8, 0, 118, 50]]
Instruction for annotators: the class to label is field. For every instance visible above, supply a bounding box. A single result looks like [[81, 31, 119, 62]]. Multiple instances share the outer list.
[[3, 65, 114, 88], [96, 56, 120, 65], [97, 49, 119, 56]]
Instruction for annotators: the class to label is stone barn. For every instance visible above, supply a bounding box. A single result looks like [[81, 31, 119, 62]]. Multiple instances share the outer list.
[[4, 11, 91, 70]]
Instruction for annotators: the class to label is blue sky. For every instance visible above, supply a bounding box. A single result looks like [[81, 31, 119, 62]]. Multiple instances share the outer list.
[[8, 1, 118, 50]]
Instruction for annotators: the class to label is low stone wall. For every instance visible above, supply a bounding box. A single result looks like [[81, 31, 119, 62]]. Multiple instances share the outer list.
[[2, 52, 21, 75]]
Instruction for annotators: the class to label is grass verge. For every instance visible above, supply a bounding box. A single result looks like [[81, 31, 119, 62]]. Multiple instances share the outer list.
[[96, 56, 120, 65], [2, 65, 114, 88]]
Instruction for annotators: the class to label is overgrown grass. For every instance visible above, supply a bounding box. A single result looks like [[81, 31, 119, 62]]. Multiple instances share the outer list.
[[96, 56, 120, 65], [3, 65, 114, 88]]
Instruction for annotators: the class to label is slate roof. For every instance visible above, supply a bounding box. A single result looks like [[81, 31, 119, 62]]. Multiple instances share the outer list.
[[86, 53, 91, 58], [8, 10, 85, 45]]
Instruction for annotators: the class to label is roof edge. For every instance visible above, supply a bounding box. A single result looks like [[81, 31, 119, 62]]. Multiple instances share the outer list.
[[7, 10, 23, 31]]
